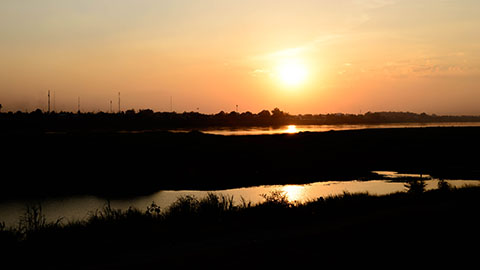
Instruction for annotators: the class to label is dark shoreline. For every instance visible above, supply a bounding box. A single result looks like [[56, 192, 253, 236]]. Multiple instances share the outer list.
[[3, 110, 480, 133], [2, 126, 480, 200]]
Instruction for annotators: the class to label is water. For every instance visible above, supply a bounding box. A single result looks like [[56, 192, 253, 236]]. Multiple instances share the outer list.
[[1, 172, 479, 228], [166, 122, 480, 135], [178, 122, 480, 135]]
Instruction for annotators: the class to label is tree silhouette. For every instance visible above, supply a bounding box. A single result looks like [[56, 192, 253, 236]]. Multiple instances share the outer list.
[[271, 107, 284, 118], [258, 110, 271, 118]]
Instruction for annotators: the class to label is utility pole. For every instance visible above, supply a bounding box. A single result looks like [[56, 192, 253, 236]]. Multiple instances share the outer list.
[[47, 90, 51, 113], [118, 92, 121, 113], [110, 100, 113, 113], [170, 96, 173, 112], [77, 97, 80, 113]]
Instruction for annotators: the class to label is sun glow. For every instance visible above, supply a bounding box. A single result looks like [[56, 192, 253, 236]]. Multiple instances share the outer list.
[[275, 59, 308, 87]]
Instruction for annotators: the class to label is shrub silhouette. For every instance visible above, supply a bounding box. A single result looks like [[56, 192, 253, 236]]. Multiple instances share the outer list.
[[437, 179, 451, 191], [163, 193, 237, 222], [146, 201, 162, 216], [260, 190, 291, 208], [164, 195, 199, 221], [198, 193, 235, 217], [404, 179, 426, 194]]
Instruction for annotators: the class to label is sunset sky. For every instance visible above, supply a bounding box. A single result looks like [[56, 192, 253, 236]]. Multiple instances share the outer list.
[[1, 0, 479, 114]]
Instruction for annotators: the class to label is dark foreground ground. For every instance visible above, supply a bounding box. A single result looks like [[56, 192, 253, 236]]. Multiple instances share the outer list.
[[2, 126, 480, 199], [1, 186, 479, 269], [2, 127, 480, 268]]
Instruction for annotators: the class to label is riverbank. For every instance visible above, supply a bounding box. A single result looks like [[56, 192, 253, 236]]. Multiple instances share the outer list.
[[3, 110, 480, 133], [2, 185, 479, 268], [2, 126, 480, 200]]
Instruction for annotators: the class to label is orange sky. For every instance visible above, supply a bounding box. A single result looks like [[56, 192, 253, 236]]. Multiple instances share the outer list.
[[1, 0, 479, 114]]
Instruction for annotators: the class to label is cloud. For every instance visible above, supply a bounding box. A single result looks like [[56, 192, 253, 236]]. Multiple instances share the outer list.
[[260, 0, 397, 62], [379, 57, 478, 78], [260, 34, 344, 60], [353, 0, 396, 9], [251, 68, 270, 77], [247, 33, 344, 78]]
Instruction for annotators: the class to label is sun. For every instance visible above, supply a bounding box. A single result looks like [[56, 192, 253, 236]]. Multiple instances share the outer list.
[[275, 59, 308, 87]]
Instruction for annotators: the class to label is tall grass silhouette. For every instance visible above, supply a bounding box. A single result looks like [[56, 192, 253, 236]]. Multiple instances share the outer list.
[[1, 185, 480, 269]]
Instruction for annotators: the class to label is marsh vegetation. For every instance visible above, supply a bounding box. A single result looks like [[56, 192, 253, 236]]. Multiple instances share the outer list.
[[1, 184, 479, 268]]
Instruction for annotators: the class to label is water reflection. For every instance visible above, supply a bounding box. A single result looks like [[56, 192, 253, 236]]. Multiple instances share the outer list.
[[285, 125, 298, 134], [373, 171, 431, 179], [1, 178, 479, 227], [198, 122, 480, 136], [281, 185, 305, 201]]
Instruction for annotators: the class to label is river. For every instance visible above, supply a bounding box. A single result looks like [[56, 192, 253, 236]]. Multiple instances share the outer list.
[[169, 122, 480, 135], [1, 171, 479, 228]]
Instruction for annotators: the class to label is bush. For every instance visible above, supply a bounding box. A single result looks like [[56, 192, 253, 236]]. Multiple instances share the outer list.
[[164, 193, 236, 221], [164, 195, 199, 220], [404, 179, 426, 194], [198, 193, 235, 216], [146, 201, 162, 216], [437, 179, 451, 191], [260, 190, 291, 208]]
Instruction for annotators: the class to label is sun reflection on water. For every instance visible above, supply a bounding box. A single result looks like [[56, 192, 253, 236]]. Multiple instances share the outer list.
[[285, 125, 298, 134], [281, 185, 306, 202]]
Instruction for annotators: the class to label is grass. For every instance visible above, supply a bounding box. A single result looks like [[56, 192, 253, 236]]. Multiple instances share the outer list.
[[1, 185, 479, 268]]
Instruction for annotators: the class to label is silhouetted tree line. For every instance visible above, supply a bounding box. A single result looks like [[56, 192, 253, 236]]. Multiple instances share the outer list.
[[1, 108, 480, 132]]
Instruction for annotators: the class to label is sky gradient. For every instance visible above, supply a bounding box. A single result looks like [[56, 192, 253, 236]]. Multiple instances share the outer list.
[[1, 0, 479, 114]]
